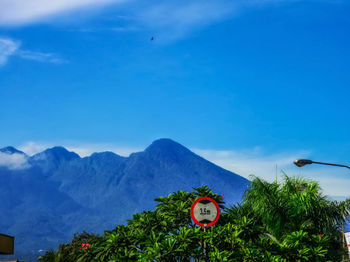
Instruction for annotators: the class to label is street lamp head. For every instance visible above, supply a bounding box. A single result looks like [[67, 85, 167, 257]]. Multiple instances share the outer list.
[[294, 159, 313, 167]]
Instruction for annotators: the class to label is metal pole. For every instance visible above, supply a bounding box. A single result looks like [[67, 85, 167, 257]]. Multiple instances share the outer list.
[[203, 226, 206, 258], [311, 161, 350, 169], [294, 159, 350, 169], [276, 164, 278, 183], [343, 220, 345, 249]]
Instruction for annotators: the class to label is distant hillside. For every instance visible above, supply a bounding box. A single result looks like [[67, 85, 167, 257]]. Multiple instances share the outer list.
[[0, 139, 250, 261]]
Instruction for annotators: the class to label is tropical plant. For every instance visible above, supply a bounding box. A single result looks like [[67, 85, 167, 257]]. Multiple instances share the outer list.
[[39, 231, 102, 262], [40, 176, 349, 261], [38, 249, 58, 262], [243, 176, 343, 238]]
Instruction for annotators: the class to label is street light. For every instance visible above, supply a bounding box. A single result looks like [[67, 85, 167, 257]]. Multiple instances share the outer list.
[[294, 159, 350, 169], [294, 158, 350, 251]]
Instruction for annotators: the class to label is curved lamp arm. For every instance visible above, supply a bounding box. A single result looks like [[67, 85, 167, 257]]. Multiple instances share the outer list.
[[294, 159, 350, 169]]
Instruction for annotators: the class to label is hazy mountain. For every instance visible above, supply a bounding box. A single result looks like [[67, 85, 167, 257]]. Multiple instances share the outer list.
[[0, 146, 26, 155], [0, 139, 250, 261]]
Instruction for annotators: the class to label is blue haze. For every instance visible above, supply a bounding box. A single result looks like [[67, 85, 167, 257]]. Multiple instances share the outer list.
[[0, 139, 249, 261]]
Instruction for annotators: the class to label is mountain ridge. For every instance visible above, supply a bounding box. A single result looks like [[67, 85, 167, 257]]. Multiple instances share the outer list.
[[0, 138, 250, 261], [0, 146, 26, 155]]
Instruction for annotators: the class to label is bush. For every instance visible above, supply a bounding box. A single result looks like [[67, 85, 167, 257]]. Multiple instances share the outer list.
[[41, 176, 349, 261]]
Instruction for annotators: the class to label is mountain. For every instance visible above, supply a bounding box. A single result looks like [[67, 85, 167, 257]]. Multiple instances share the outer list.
[[29, 146, 80, 173], [0, 139, 250, 261], [0, 146, 26, 155]]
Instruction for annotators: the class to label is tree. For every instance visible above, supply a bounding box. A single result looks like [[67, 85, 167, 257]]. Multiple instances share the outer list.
[[242, 175, 347, 260], [38, 249, 58, 262], [39, 231, 102, 262], [243, 175, 343, 238], [41, 176, 348, 261], [335, 199, 350, 249]]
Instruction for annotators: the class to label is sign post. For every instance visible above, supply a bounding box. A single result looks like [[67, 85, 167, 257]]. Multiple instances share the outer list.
[[191, 197, 220, 259], [190, 197, 220, 227]]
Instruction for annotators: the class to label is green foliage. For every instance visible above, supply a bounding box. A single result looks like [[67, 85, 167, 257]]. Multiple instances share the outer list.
[[39, 231, 103, 262], [243, 175, 344, 239], [38, 249, 58, 262], [41, 176, 349, 261]]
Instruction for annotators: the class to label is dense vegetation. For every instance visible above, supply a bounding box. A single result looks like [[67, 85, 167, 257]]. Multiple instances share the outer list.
[[39, 175, 350, 261]]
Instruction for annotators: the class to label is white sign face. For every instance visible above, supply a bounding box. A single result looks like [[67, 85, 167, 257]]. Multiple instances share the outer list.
[[192, 201, 218, 224], [345, 232, 350, 256]]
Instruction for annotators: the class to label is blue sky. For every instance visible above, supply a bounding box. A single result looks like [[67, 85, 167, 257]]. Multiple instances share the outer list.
[[0, 0, 349, 196]]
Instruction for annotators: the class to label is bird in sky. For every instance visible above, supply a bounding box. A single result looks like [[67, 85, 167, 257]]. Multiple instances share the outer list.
[[151, 36, 154, 41]]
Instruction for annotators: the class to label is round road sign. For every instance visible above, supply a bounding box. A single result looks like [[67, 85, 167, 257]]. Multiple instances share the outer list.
[[191, 197, 220, 227]]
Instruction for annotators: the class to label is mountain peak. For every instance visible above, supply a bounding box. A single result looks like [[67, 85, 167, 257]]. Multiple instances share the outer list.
[[43, 146, 80, 159], [44, 146, 71, 153], [32, 146, 80, 163], [143, 139, 196, 163], [0, 146, 26, 155], [146, 139, 188, 152], [90, 151, 124, 160]]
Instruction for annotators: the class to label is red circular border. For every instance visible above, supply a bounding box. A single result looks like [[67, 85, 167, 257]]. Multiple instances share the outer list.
[[190, 197, 220, 227]]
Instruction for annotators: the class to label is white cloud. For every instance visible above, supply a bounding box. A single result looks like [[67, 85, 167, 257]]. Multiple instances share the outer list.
[[135, 0, 239, 42], [0, 152, 30, 170], [0, 38, 19, 65], [0, 0, 125, 26], [18, 141, 142, 157], [0, 37, 66, 66], [133, 0, 316, 42], [0, 0, 298, 42], [17, 50, 67, 64], [0, 0, 239, 35], [65, 143, 142, 157], [18, 141, 53, 156], [312, 176, 350, 197], [110, 26, 139, 32], [193, 148, 310, 181], [193, 148, 350, 197]]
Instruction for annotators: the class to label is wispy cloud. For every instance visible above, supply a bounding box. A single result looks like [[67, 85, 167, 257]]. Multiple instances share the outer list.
[[0, 0, 238, 35], [1, 0, 345, 43], [110, 26, 139, 32], [193, 148, 350, 197], [0, 0, 301, 42], [0, 0, 125, 26], [0, 152, 30, 170], [0, 37, 66, 66], [0, 38, 19, 65], [193, 148, 311, 181], [17, 50, 67, 64], [18, 141, 52, 156], [18, 141, 142, 157], [132, 0, 325, 42], [132, 0, 239, 42], [65, 143, 142, 157]]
